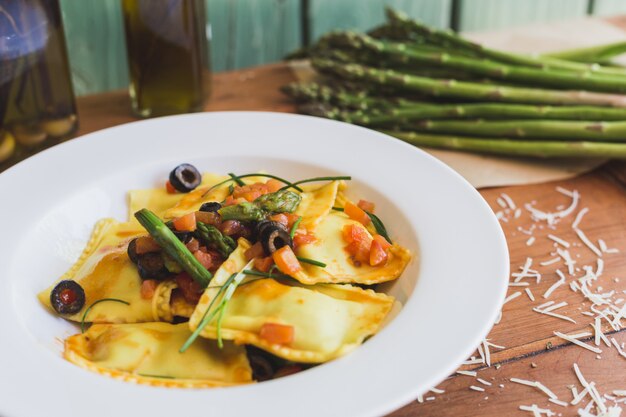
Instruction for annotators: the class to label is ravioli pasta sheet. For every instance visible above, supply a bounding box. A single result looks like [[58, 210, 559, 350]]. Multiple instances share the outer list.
[[65, 322, 253, 387], [189, 238, 395, 363]]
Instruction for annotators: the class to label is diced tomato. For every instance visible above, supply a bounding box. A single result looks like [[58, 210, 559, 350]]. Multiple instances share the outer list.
[[369, 239, 388, 266], [193, 249, 215, 270], [165, 180, 177, 194], [173, 212, 197, 232], [373, 234, 392, 250], [272, 246, 302, 276], [175, 272, 203, 304], [269, 213, 289, 227], [195, 210, 221, 226], [344, 201, 371, 226], [293, 231, 316, 248], [274, 364, 302, 378], [265, 179, 283, 193], [140, 279, 158, 300], [245, 242, 266, 260], [220, 219, 250, 237], [259, 322, 294, 345], [284, 213, 301, 228], [135, 236, 161, 254], [343, 224, 372, 264], [357, 199, 375, 213], [224, 195, 247, 206], [342, 224, 371, 244], [233, 182, 270, 201], [185, 238, 200, 253], [254, 256, 274, 272]]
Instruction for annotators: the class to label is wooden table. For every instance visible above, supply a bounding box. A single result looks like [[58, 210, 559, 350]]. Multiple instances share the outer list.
[[75, 63, 626, 416]]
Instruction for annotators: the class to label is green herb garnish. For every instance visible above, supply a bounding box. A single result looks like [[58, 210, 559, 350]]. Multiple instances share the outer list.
[[279, 176, 351, 191], [202, 174, 303, 197], [228, 172, 245, 186], [296, 256, 327, 268], [242, 269, 291, 280], [137, 373, 176, 379], [228, 184, 235, 195], [332, 206, 392, 243], [290, 216, 302, 239], [81, 298, 130, 333], [332, 206, 344, 212], [180, 260, 254, 352]]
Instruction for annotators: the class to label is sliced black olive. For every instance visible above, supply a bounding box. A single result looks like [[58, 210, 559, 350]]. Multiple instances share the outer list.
[[199, 202, 222, 213], [254, 220, 287, 242], [137, 253, 172, 280], [50, 280, 86, 315], [248, 353, 275, 382], [127, 238, 139, 264], [260, 225, 293, 255], [169, 163, 201, 193]]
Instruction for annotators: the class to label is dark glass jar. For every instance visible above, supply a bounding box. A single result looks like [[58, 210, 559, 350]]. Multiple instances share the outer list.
[[0, 0, 77, 172], [121, 0, 210, 117]]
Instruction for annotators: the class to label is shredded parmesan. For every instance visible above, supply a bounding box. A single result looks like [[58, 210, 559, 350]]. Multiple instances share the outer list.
[[554, 332, 602, 354], [501, 193, 517, 210], [504, 291, 522, 304], [519, 404, 556, 416], [572, 207, 589, 229], [477, 378, 492, 386], [540, 257, 561, 266], [543, 270, 566, 299], [548, 234, 570, 248], [470, 385, 485, 392], [525, 188, 579, 226], [525, 288, 535, 301], [574, 228, 603, 258], [527, 236, 536, 246], [457, 370, 477, 377]]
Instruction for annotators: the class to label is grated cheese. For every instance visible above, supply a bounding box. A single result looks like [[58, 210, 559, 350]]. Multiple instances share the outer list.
[[504, 291, 522, 304], [572, 207, 589, 229], [456, 370, 477, 377], [543, 270, 566, 299], [525, 188, 579, 226], [515, 208, 522, 218], [554, 332, 602, 354], [477, 378, 492, 386], [574, 228, 603, 258], [497, 197, 507, 208], [548, 234, 570, 248], [556, 248, 576, 275], [470, 385, 485, 392], [501, 193, 517, 210], [549, 398, 569, 407], [541, 257, 561, 266], [525, 288, 536, 301], [519, 404, 556, 416], [527, 237, 536, 246]]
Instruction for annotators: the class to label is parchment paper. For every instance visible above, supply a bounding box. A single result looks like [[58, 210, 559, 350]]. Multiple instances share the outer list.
[[290, 18, 626, 188]]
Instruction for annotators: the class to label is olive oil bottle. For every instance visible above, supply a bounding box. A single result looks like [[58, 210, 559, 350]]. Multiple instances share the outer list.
[[121, 0, 210, 117], [0, 0, 77, 172]]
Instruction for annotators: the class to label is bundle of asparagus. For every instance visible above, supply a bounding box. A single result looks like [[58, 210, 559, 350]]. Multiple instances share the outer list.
[[281, 8, 626, 159]]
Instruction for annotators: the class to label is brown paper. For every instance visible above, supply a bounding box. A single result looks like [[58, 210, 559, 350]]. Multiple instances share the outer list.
[[289, 18, 626, 188]]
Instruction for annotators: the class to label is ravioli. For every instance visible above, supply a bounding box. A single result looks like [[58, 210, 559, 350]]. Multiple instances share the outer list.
[[293, 181, 339, 230], [293, 212, 412, 285], [189, 238, 395, 363], [65, 322, 253, 387], [38, 219, 161, 323]]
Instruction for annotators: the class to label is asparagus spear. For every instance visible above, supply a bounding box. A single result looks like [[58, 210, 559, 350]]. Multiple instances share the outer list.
[[382, 130, 626, 159], [322, 32, 626, 93], [385, 7, 626, 77], [412, 119, 626, 141], [301, 101, 626, 123], [544, 41, 626, 65], [312, 58, 626, 107], [195, 222, 236, 258], [218, 190, 302, 221], [135, 209, 212, 287]]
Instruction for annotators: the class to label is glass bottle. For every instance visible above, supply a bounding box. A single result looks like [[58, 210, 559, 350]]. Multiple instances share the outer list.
[[121, 0, 210, 117], [0, 0, 77, 172]]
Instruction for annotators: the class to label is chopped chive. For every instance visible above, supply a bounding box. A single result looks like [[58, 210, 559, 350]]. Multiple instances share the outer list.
[[228, 184, 235, 194], [137, 373, 176, 379], [216, 302, 228, 349], [296, 256, 327, 268], [243, 269, 291, 280], [366, 211, 392, 244], [228, 172, 245, 186], [279, 176, 351, 191], [290, 216, 302, 239], [81, 298, 130, 333], [202, 174, 302, 197], [332, 207, 344, 212], [180, 260, 254, 352]]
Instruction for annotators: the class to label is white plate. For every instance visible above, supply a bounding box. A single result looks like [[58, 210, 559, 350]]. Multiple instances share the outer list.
[[0, 112, 508, 417]]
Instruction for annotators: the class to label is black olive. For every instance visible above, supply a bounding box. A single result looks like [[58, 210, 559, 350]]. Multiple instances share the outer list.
[[50, 280, 86, 315], [199, 202, 222, 213], [173, 231, 192, 244], [169, 163, 201, 193], [137, 253, 172, 280], [254, 220, 287, 241], [260, 225, 293, 255], [127, 238, 140, 264], [248, 353, 275, 382]]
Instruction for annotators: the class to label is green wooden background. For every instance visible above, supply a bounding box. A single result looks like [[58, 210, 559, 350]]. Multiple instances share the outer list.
[[59, 0, 626, 96]]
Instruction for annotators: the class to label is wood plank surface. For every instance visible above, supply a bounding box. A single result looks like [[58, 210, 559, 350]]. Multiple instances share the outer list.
[[74, 61, 626, 416]]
